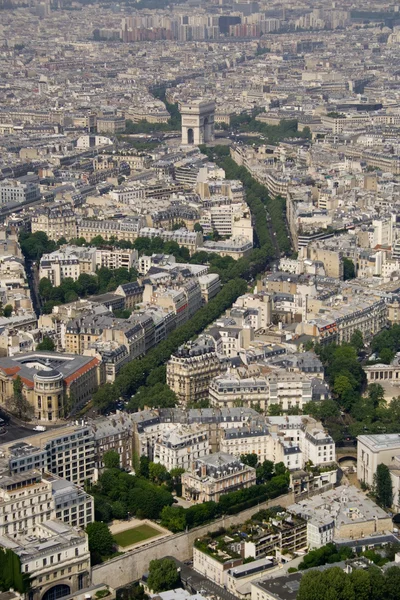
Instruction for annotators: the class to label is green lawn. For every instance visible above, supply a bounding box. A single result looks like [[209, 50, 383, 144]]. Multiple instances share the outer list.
[[113, 524, 161, 547]]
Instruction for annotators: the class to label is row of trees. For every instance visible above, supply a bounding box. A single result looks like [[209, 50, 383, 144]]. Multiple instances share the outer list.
[[160, 467, 289, 532], [92, 277, 247, 410], [298, 565, 400, 600], [92, 145, 287, 413], [92, 457, 289, 534], [200, 145, 291, 256], [298, 542, 354, 570]]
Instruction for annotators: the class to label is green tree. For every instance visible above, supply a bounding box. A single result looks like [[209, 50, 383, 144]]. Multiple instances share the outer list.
[[194, 223, 203, 233], [147, 558, 180, 593], [384, 566, 400, 600], [268, 403, 282, 416], [64, 290, 79, 303], [39, 277, 53, 300], [333, 374, 354, 398], [149, 462, 169, 484], [349, 569, 371, 600], [367, 566, 386, 600], [138, 455, 150, 478], [112, 501, 128, 520], [368, 383, 385, 408], [103, 450, 120, 470], [380, 347, 395, 364], [375, 463, 393, 508], [37, 336, 55, 351], [3, 304, 12, 318], [240, 453, 258, 468], [169, 467, 185, 495], [350, 329, 364, 353], [160, 505, 186, 532], [256, 460, 274, 482], [92, 383, 118, 413], [343, 257, 355, 280], [8, 375, 32, 419], [86, 522, 115, 564], [0, 548, 31, 593]]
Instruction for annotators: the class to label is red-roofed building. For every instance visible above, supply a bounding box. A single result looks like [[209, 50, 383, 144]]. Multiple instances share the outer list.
[[0, 352, 104, 422]]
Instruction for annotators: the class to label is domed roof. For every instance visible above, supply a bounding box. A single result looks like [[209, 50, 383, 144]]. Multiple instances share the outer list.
[[35, 369, 61, 378]]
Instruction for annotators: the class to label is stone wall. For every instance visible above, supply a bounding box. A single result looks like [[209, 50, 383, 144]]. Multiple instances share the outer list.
[[91, 491, 295, 588]]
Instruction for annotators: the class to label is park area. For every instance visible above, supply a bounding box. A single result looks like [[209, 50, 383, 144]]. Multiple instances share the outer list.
[[113, 524, 160, 547], [110, 518, 171, 550]]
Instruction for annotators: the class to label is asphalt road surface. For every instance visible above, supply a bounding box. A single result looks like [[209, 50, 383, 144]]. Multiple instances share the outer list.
[[0, 421, 40, 444]]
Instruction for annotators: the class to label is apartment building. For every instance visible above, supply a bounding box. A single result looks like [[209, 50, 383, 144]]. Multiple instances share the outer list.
[[115, 282, 144, 309], [6, 424, 95, 487], [306, 245, 344, 279], [182, 452, 257, 503], [219, 425, 270, 462], [166, 338, 223, 404], [200, 203, 253, 243], [65, 314, 147, 359], [267, 416, 336, 468], [154, 424, 210, 471], [0, 470, 92, 600], [96, 116, 126, 133], [193, 544, 242, 588], [143, 280, 202, 328], [300, 296, 387, 345], [198, 273, 221, 303], [131, 407, 261, 462], [199, 237, 253, 260], [39, 252, 82, 286], [77, 217, 145, 244], [139, 227, 203, 255], [0, 179, 41, 206], [232, 293, 272, 330], [31, 206, 77, 241], [40, 246, 139, 286], [209, 374, 269, 411], [92, 416, 133, 477], [243, 514, 307, 559], [95, 248, 137, 270], [3, 519, 90, 600]]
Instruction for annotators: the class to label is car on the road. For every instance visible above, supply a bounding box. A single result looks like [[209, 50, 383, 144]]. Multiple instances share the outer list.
[[33, 425, 46, 432]]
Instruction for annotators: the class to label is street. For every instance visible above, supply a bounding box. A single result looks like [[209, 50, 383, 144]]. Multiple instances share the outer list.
[[0, 420, 41, 444]]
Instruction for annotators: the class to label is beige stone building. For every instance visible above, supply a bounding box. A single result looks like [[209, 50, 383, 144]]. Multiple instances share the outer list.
[[0, 352, 103, 422], [306, 245, 343, 279], [357, 433, 400, 487], [31, 205, 77, 241], [167, 338, 223, 404], [96, 116, 126, 133], [0, 469, 92, 600], [288, 485, 392, 548], [182, 452, 256, 503]]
